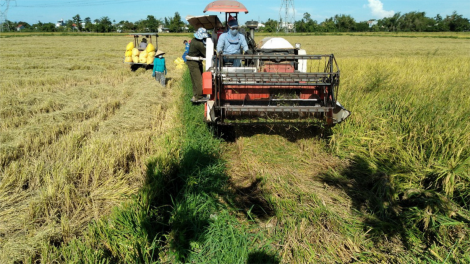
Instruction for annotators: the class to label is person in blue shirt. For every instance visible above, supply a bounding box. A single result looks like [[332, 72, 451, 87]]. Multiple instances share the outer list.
[[216, 17, 251, 67], [182, 40, 190, 62], [152, 50, 167, 87]]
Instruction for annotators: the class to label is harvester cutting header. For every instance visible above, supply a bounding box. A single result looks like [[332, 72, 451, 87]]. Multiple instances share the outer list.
[[187, 0, 350, 126]]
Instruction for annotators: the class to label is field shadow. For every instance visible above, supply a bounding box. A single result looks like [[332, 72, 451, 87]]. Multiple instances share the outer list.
[[166, 147, 227, 260], [142, 143, 277, 262], [228, 178, 276, 221], [130, 64, 153, 72], [247, 251, 280, 264], [133, 71, 280, 262], [164, 77, 172, 85], [318, 155, 457, 250], [215, 123, 332, 143]]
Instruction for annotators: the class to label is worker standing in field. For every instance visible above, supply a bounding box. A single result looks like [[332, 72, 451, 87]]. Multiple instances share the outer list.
[[139, 38, 148, 50], [216, 17, 251, 67], [182, 40, 190, 62], [186, 27, 208, 103], [152, 50, 167, 87]]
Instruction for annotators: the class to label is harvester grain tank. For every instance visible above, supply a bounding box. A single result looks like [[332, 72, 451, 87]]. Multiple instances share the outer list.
[[187, 0, 350, 126]]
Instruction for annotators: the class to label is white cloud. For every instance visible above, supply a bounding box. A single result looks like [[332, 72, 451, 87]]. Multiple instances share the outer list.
[[367, 0, 395, 18]]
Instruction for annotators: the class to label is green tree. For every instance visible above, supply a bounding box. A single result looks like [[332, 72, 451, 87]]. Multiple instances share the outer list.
[[33, 21, 56, 32], [303, 12, 311, 22], [295, 19, 307, 32], [145, 15, 160, 32], [168, 12, 184, 32], [66, 19, 74, 31], [164, 17, 170, 27], [378, 13, 402, 32], [355, 21, 370, 32], [334, 14, 356, 32], [84, 17, 94, 32], [398, 12, 434, 32], [32, 21, 43, 31], [434, 14, 448, 31], [187, 23, 194, 32], [72, 14, 83, 31], [95, 16, 113, 32], [295, 12, 312, 32], [120, 20, 136, 32], [261, 19, 278, 32], [307, 20, 318, 32], [446, 11, 470, 31], [320, 17, 336, 32], [2, 20, 15, 31]]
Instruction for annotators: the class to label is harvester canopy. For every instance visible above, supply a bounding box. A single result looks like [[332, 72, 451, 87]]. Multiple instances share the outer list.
[[203, 0, 248, 13], [186, 15, 223, 30]]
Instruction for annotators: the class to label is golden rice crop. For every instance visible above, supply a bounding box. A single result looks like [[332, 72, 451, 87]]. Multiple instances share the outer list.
[[0, 34, 189, 262]]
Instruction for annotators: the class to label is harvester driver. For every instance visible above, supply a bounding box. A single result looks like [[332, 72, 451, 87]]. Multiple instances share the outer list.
[[217, 17, 251, 67], [186, 27, 209, 103]]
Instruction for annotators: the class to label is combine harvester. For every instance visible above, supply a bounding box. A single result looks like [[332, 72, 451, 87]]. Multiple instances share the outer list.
[[187, 0, 350, 127]]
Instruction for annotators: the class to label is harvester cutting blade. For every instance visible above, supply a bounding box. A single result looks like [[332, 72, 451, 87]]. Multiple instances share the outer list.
[[332, 102, 350, 125]]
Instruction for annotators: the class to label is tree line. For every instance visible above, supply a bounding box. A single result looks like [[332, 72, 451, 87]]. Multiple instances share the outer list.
[[2, 12, 190, 33], [285, 11, 470, 33], [3, 10, 469, 33]]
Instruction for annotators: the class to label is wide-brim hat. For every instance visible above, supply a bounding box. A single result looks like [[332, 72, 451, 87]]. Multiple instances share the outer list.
[[194, 27, 209, 40], [155, 50, 165, 56]]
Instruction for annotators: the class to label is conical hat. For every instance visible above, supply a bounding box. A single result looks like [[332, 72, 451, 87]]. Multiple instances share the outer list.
[[155, 50, 165, 56]]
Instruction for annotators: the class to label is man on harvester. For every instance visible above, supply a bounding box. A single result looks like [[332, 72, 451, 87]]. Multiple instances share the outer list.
[[216, 16, 251, 67]]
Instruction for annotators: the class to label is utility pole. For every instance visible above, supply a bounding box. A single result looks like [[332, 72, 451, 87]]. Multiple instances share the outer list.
[[0, 0, 16, 32], [278, 0, 295, 33]]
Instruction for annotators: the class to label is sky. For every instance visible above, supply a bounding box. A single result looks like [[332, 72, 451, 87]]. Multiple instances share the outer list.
[[5, 0, 470, 26]]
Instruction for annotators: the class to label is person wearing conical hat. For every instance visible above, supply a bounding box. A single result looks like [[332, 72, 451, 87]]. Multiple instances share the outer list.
[[187, 27, 209, 102], [152, 50, 167, 87]]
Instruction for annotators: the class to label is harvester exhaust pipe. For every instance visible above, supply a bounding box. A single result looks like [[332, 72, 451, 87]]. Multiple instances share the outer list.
[[245, 20, 258, 40]]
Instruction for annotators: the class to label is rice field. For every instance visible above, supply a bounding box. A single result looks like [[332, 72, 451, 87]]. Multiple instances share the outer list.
[[0, 33, 469, 263], [0, 35, 187, 262]]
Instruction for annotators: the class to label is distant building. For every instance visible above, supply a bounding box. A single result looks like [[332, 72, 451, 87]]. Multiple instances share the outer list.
[[158, 25, 169, 33], [279, 22, 294, 30], [367, 20, 378, 27], [56, 19, 65, 28], [16, 24, 25, 31]]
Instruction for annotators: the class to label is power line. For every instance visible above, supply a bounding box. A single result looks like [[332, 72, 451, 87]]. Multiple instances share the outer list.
[[17, 0, 153, 8], [278, 0, 295, 33], [0, 0, 16, 32]]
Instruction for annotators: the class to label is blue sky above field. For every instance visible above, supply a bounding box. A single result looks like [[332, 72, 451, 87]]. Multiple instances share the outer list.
[[6, 0, 470, 25]]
